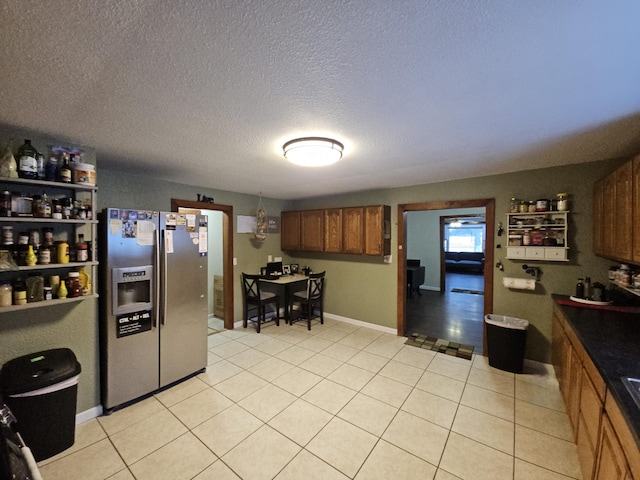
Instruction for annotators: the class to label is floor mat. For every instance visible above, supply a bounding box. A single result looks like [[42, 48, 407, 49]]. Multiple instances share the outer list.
[[405, 333, 475, 360], [450, 288, 484, 295]]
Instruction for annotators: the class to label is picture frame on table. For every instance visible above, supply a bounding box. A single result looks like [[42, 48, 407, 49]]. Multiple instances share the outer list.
[[290, 264, 299, 274], [282, 264, 291, 275]]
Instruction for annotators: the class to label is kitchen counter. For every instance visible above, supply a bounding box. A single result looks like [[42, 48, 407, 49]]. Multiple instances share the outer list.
[[553, 295, 640, 446]]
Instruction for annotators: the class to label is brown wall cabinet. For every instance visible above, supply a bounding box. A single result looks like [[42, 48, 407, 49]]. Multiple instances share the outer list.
[[324, 208, 343, 253], [594, 154, 639, 265], [281, 205, 390, 257], [281, 211, 301, 251], [300, 210, 324, 252]]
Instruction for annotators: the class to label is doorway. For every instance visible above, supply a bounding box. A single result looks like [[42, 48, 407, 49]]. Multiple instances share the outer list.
[[171, 199, 235, 330], [397, 199, 495, 355]]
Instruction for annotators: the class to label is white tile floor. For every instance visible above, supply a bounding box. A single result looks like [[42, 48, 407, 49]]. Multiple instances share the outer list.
[[38, 318, 582, 480]]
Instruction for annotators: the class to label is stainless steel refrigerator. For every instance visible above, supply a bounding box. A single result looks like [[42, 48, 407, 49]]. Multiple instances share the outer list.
[[99, 208, 208, 412]]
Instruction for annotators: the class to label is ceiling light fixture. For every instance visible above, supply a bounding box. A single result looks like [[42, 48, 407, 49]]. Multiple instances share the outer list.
[[283, 137, 344, 167]]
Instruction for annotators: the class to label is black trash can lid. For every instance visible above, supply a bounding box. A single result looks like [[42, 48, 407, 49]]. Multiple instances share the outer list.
[[0, 348, 81, 396]]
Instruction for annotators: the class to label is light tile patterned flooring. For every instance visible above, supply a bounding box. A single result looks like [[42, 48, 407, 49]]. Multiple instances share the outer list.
[[39, 318, 582, 480]]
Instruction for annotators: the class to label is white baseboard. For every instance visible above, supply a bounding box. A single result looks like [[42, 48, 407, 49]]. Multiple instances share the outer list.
[[76, 405, 103, 424], [234, 313, 397, 335]]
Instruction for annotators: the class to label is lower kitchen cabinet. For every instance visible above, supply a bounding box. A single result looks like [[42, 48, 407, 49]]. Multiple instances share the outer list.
[[595, 414, 632, 480], [552, 303, 639, 480]]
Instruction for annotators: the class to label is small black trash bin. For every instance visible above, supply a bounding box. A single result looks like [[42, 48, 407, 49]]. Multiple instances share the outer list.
[[0, 348, 81, 461], [485, 314, 528, 373]]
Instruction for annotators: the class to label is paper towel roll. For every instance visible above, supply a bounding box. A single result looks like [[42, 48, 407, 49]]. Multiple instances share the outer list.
[[503, 277, 536, 290]]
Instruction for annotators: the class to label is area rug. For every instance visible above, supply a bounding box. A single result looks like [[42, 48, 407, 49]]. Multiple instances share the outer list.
[[451, 288, 484, 295], [405, 333, 474, 360]]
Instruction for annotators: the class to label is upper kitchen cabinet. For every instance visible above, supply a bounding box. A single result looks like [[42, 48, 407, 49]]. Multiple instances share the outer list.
[[300, 210, 324, 252], [593, 154, 639, 266], [281, 210, 301, 251], [324, 208, 342, 253], [281, 205, 391, 257], [342, 207, 364, 254], [365, 205, 391, 256]]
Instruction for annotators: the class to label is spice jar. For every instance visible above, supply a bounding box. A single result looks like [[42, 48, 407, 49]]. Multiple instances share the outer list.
[[0, 282, 12, 307], [13, 278, 27, 305], [518, 201, 528, 213], [557, 193, 568, 211]]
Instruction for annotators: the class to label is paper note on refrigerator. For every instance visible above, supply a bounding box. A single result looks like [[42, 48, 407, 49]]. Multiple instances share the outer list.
[[165, 230, 174, 254], [199, 227, 208, 253], [136, 220, 156, 246]]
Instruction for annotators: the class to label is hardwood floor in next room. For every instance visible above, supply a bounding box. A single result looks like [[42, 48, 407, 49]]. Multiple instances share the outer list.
[[405, 273, 484, 354]]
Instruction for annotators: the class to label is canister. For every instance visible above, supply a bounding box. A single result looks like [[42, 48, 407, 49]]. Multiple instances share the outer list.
[[535, 199, 549, 212], [72, 162, 96, 186], [557, 193, 569, 211], [0, 282, 12, 307]]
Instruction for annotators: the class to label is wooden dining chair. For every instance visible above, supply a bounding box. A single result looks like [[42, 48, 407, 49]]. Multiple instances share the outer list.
[[241, 273, 280, 333], [289, 271, 325, 330]]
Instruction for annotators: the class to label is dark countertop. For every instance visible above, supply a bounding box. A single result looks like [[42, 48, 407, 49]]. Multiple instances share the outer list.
[[553, 295, 640, 446]]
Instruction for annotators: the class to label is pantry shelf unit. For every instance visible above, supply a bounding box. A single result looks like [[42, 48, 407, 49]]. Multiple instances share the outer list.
[[0, 174, 98, 310], [506, 211, 569, 262]]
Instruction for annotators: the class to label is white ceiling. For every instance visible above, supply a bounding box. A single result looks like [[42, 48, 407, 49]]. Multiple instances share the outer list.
[[1, 1, 640, 200]]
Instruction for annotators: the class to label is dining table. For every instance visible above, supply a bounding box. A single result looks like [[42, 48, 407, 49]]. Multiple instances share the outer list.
[[259, 274, 308, 323]]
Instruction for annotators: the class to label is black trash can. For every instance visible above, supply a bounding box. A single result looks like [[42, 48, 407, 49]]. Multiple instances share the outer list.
[[0, 348, 81, 461], [485, 314, 528, 373]]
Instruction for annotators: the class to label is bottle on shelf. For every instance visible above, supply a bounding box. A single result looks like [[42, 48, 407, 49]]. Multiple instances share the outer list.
[[16, 231, 29, 265], [45, 156, 58, 182], [583, 276, 591, 299], [57, 279, 68, 299], [25, 244, 37, 266], [57, 240, 69, 264], [575, 278, 585, 298], [76, 234, 88, 262], [0, 142, 18, 178], [78, 267, 91, 295], [58, 152, 72, 183], [36, 153, 46, 179], [17, 139, 39, 179], [0, 191, 11, 217]]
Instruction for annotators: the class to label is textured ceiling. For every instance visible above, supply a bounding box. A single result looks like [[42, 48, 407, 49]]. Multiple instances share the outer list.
[[1, 1, 640, 199]]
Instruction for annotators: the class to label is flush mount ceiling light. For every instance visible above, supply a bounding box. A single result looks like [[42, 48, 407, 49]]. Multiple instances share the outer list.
[[283, 137, 344, 167]]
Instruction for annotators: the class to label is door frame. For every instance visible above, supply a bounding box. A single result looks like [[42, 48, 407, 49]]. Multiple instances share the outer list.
[[171, 199, 235, 330], [397, 198, 495, 354]]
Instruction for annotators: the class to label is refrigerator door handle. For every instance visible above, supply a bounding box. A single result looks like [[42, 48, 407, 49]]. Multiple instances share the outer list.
[[154, 226, 160, 328], [161, 229, 168, 325]]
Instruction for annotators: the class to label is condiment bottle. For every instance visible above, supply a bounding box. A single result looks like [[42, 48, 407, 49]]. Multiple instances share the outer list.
[[57, 280, 68, 299], [45, 156, 58, 181], [57, 241, 70, 264], [67, 272, 82, 297], [0, 191, 11, 217], [575, 278, 585, 298], [58, 152, 72, 183], [76, 234, 88, 262], [25, 245, 37, 266]]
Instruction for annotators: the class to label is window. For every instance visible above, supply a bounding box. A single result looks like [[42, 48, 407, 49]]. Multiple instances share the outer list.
[[445, 224, 485, 253]]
